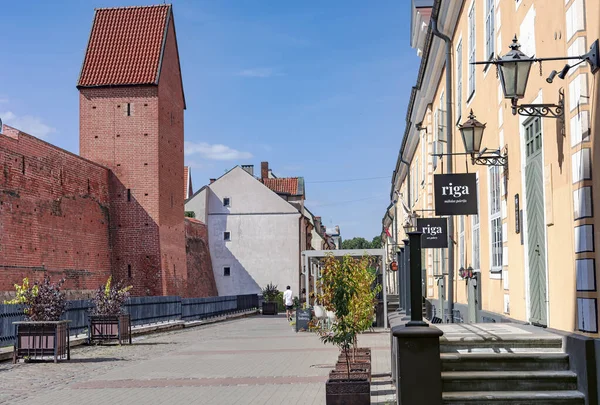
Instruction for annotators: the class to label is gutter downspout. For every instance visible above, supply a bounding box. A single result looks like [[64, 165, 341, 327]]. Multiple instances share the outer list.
[[399, 158, 411, 316], [431, 17, 455, 323]]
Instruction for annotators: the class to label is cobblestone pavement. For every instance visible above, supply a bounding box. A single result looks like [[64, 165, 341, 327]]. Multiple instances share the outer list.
[[0, 315, 394, 405]]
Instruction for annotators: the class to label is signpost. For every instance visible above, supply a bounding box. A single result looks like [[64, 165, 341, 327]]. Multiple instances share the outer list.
[[416, 218, 448, 249], [434, 173, 478, 216]]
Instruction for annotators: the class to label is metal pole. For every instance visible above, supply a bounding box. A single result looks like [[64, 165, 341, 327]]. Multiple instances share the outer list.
[[407, 231, 427, 327], [396, 248, 404, 312], [431, 18, 455, 323], [402, 238, 410, 317], [304, 255, 310, 307], [383, 254, 388, 329]]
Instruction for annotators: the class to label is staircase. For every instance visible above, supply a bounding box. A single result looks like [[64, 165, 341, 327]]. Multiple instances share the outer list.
[[440, 334, 585, 404]]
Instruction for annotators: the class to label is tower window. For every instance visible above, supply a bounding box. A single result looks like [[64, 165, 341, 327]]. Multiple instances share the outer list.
[[126, 103, 132, 116], [224, 267, 231, 276], [127, 189, 131, 202], [171, 193, 174, 208], [128, 264, 132, 278]]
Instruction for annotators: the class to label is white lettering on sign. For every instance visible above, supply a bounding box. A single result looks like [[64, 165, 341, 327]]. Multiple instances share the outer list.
[[441, 182, 470, 198], [422, 225, 443, 236]]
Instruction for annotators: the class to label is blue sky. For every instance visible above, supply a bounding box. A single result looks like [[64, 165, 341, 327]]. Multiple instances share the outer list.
[[0, 0, 420, 239]]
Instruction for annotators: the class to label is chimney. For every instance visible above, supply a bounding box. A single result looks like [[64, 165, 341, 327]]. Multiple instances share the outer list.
[[241, 165, 254, 176], [261, 162, 269, 179], [209, 178, 216, 184]]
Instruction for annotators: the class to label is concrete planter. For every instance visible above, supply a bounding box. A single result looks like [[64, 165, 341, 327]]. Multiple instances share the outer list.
[[13, 320, 70, 363], [88, 314, 132, 345], [326, 370, 370, 405], [262, 302, 278, 315]]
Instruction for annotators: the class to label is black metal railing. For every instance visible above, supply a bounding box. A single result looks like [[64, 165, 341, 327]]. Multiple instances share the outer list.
[[0, 294, 259, 346]]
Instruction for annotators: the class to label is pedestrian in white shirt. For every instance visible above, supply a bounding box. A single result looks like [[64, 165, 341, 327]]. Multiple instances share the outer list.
[[283, 286, 294, 321]]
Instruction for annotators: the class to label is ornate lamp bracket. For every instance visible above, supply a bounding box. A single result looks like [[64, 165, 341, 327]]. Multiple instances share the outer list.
[[511, 89, 565, 119]]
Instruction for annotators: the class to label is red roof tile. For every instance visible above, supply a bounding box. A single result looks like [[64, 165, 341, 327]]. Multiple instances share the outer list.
[[78, 5, 170, 87], [263, 178, 301, 195]]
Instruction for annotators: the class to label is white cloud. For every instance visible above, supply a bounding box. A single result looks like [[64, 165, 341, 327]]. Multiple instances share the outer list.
[[0, 98, 8, 104], [0, 111, 56, 139], [184, 141, 253, 161], [236, 68, 283, 78]]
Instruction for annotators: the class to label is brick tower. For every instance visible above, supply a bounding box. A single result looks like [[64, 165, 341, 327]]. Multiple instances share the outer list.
[[77, 5, 187, 296]]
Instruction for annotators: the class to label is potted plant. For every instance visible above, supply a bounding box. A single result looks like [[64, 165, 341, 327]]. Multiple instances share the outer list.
[[5, 276, 70, 363], [318, 254, 371, 405], [261, 283, 279, 315], [88, 276, 133, 345]]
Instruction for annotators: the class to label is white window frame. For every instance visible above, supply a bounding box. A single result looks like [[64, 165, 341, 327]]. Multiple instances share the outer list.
[[414, 157, 419, 201], [468, 2, 476, 101], [456, 39, 463, 121], [459, 216, 465, 269], [485, 0, 495, 63], [489, 166, 503, 273], [433, 109, 439, 171], [472, 177, 480, 271], [421, 131, 426, 186]]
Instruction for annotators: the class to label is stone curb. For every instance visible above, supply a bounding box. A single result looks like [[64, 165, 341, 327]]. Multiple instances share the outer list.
[[0, 309, 258, 362]]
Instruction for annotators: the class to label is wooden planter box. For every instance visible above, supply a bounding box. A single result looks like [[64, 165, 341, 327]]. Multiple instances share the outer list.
[[262, 302, 278, 315], [326, 370, 370, 405], [88, 314, 132, 345], [13, 320, 70, 363]]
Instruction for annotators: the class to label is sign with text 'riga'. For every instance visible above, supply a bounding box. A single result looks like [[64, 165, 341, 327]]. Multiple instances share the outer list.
[[417, 218, 448, 249], [434, 173, 478, 216]]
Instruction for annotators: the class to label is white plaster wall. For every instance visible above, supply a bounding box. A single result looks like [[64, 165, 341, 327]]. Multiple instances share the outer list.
[[206, 167, 301, 296], [185, 188, 207, 223]]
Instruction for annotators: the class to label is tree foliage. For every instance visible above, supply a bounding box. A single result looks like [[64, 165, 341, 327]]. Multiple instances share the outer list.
[[341, 236, 382, 250]]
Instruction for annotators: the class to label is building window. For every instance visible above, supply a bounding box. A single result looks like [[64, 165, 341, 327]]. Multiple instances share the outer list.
[[489, 166, 502, 272], [485, 0, 495, 62], [472, 179, 480, 270], [224, 231, 231, 241], [458, 216, 465, 269], [223, 197, 231, 207], [456, 40, 463, 120], [468, 3, 476, 100], [421, 131, 426, 186], [224, 267, 231, 276]]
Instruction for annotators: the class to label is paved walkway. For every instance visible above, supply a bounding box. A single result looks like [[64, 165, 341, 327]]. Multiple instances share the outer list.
[[0, 315, 394, 405]]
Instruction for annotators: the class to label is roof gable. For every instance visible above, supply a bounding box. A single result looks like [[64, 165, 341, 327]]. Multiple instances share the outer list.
[[78, 5, 171, 87]]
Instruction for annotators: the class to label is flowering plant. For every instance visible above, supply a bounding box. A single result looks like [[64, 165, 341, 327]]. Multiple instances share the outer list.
[[92, 276, 132, 316], [4, 276, 66, 321]]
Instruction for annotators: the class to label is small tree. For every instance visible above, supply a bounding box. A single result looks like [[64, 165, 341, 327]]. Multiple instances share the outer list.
[[318, 254, 358, 378], [4, 275, 66, 321]]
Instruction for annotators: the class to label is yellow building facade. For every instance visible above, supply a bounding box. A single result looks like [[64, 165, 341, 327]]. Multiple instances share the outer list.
[[384, 0, 600, 335]]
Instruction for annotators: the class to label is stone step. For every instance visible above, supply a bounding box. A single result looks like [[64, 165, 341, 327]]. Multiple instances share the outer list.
[[442, 390, 585, 404], [442, 370, 578, 392], [441, 352, 569, 372], [440, 337, 563, 353]]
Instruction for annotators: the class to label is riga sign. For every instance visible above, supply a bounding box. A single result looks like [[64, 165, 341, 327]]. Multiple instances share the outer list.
[[434, 173, 478, 216], [417, 218, 448, 249]]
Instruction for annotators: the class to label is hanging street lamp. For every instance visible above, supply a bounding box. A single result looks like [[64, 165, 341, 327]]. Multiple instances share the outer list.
[[472, 35, 599, 119], [453, 110, 508, 168]]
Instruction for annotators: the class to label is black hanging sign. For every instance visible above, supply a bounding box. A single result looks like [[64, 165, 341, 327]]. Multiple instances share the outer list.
[[417, 218, 448, 249], [434, 173, 478, 216]]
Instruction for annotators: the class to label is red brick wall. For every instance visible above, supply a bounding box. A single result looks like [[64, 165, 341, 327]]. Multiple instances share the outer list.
[[0, 127, 111, 294], [185, 219, 217, 297], [157, 17, 188, 296]]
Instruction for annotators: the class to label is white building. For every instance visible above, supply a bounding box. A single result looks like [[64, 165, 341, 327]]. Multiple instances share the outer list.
[[185, 165, 303, 296]]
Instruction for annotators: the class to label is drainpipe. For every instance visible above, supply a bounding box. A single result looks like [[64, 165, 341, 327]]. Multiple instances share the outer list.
[[431, 17, 455, 322], [399, 158, 411, 316]]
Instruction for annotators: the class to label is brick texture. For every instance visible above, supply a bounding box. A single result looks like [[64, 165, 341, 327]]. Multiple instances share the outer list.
[[185, 219, 217, 297], [0, 129, 111, 294]]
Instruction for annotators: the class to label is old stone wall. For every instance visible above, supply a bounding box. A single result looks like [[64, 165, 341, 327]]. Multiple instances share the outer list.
[[185, 218, 218, 297]]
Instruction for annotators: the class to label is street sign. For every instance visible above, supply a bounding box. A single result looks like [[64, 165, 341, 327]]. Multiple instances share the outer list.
[[434, 173, 478, 215], [417, 218, 448, 248]]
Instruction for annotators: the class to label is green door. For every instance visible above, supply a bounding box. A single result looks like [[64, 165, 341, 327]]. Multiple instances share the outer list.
[[525, 118, 548, 326]]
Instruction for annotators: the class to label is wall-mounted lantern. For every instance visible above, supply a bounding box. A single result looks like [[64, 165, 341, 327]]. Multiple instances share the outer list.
[[458, 110, 507, 167]]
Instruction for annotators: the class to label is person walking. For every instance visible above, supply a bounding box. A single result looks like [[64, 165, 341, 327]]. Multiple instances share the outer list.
[[283, 286, 294, 321]]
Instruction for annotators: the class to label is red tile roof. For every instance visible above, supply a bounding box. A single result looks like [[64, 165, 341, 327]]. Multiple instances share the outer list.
[[184, 166, 189, 199], [78, 5, 171, 87], [263, 178, 301, 196]]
